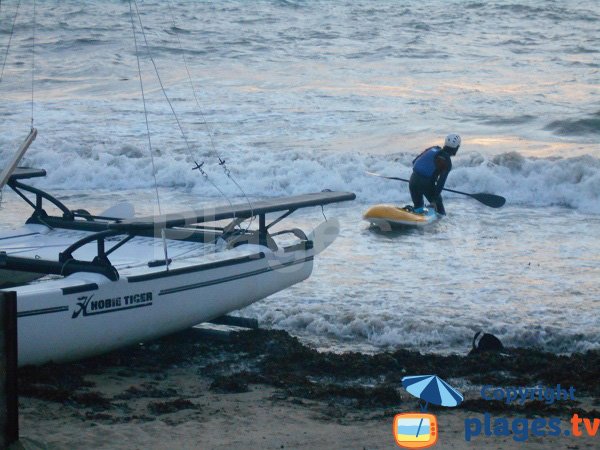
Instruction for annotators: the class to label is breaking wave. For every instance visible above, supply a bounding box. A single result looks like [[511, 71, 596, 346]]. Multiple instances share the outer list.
[[6, 140, 599, 215]]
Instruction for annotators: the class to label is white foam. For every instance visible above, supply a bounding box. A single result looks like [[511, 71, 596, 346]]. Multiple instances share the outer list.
[[10, 140, 600, 215]]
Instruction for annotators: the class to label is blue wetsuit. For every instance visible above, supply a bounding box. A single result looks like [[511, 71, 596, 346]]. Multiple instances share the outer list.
[[409, 146, 453, 215]]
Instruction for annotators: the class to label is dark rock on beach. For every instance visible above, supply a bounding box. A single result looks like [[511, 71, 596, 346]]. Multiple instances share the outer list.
[[18, 328, 600, 419], [210, 375, 250, 393], [147, 398, 199, 415]]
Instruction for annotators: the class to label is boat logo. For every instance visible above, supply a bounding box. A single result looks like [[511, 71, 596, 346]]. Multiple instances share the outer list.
[[72, 292, 153, 318]]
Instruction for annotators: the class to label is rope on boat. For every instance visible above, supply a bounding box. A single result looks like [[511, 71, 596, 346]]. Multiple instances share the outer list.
[[128, 1, 162, 217], [0, 0, 21, 84], [30, 0, 36, 130], [129, 0, 169, 263], [165, 0, 256, 232], [130, 0, 233, 215], [0, 0, 26, 207]]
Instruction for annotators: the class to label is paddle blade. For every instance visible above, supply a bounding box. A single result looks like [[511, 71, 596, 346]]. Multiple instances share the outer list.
[[470, 193, 506, 208]]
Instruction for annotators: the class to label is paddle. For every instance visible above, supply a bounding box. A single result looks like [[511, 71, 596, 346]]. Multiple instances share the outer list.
[[365, 171, 506, 208]]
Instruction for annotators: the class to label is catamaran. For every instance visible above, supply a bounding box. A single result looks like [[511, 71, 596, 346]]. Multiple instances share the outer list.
[[0, 2, 355, 367], [0, 162, 354, 366]]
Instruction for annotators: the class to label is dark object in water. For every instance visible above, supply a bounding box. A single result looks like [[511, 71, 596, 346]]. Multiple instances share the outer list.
[[470, 331, 504, 355]]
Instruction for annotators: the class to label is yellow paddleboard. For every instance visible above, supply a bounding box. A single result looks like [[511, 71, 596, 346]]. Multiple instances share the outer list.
[[363, 204, 440, 228]]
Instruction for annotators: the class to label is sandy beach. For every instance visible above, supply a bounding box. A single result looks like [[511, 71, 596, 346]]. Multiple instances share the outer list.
[[12, 328, 600, 449]]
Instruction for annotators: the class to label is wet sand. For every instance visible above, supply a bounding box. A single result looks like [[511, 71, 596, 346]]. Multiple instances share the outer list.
[[14, 328, 600, 449]]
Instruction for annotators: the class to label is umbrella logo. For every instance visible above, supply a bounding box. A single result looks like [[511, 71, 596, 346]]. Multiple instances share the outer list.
[[394, 375, 463, 448], [402, 375, 464, 411]]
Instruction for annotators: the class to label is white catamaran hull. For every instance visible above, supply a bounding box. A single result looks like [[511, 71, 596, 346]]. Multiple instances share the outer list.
[[16, 246, 313, 366]]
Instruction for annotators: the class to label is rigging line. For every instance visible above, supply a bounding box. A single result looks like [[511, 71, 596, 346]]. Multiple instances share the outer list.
[[320, 205, 327, 222], [128, 1, 171, 262], [164, 0, 255, 232], [168, 0, 253, 199], [128, 0, 162, 216], [30, 0, 35, 129], [131, 0, 232, 209], [164, 0, 222, 169], [0, 0, 21, 84]]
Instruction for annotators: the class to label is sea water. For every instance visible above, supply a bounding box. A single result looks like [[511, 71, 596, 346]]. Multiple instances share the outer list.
[[0, 0, 598, 354]]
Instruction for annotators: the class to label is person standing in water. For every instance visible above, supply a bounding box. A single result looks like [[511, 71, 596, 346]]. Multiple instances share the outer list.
[[409, 134, 461, 215]]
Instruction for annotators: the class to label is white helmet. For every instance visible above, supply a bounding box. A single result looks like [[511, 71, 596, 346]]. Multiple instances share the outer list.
[[445, 133, 461, 149]]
